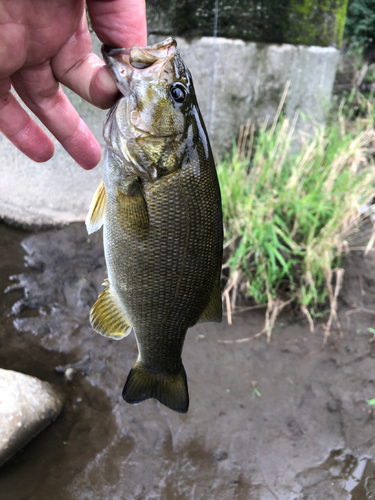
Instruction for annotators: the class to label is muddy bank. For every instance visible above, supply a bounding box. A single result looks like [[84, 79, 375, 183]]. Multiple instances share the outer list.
[[0, 222, 374, 499]]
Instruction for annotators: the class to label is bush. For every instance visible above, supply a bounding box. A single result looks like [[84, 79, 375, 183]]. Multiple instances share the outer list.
[[217, 97, 375, 343], [345, 0, 375, 55]]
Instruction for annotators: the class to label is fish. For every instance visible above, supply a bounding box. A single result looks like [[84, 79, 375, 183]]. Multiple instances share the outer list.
[[86, 37, 223, 414]]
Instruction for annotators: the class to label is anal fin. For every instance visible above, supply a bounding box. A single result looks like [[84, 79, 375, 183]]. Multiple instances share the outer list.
[[197, 280, 222, 324], [86, 180, 106, 234], [90, 284, 132, 340]]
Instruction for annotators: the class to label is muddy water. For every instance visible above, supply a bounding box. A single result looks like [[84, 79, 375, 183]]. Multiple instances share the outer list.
[[0, 221, 375, 500]]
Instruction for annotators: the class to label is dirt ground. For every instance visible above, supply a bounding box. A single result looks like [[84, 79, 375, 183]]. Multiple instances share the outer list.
[[0, 221, 375, 500]]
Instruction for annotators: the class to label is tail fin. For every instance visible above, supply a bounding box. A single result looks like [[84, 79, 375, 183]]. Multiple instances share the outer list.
[[122, 362, 189, 414]]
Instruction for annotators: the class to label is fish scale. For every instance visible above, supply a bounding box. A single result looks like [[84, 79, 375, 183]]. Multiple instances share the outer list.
[[86, 37, 223, 413]]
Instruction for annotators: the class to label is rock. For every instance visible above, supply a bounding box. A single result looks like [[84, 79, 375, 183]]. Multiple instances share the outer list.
[[0, 369, 63, 467]]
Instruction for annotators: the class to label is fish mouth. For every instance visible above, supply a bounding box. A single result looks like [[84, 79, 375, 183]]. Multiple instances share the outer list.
[[101, 37, 177, 87], [102, 38, 178, 136]]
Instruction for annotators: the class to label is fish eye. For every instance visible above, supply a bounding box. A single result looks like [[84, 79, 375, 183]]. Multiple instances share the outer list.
[[169, 84, 186, 104]]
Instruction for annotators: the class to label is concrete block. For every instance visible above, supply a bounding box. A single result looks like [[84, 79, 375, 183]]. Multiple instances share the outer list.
[[168, 36, 340, 156], [0, 35, 339, 227]]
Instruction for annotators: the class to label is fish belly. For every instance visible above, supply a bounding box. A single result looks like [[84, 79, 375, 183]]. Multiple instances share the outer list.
[[104, 166, 222, 373]]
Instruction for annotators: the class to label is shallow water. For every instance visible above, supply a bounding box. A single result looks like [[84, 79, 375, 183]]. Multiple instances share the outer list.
[[1, 221, 375, 499]]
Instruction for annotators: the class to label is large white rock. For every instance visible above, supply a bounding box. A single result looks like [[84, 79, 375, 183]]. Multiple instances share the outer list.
[[0, 369, 63, 467]]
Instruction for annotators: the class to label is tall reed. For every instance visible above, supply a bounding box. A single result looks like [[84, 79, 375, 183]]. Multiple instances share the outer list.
[[217, 100, 375, 343]]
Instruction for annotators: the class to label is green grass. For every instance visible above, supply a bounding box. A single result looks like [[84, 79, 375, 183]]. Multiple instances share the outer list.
[[217, 100, 375, 342]]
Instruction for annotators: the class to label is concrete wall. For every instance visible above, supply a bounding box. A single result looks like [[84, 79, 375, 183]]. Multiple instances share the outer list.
[[0, 95, 106, 229], [172, 36, 339, 154], [0, 35, 339, 227]]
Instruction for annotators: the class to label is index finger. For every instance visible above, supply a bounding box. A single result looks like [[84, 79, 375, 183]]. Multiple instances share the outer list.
[[86, 0, 147, 48]]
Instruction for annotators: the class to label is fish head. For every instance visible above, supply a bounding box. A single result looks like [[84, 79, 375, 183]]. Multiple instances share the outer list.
[[102, 38, 198, 181]]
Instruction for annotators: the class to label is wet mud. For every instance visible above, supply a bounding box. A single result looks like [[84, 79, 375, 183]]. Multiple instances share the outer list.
[[0, 221, 375, 499]]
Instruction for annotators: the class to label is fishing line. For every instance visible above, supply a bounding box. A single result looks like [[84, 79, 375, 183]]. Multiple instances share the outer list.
[[208, 0, 219, 137]]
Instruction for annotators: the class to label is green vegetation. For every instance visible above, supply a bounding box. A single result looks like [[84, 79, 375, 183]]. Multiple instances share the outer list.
[[368, 327, 375, 341], [217, 93, 375, 342], [287, 0, 348, 47], [344, 0, 375, 54], [146, 0, 348, 47]]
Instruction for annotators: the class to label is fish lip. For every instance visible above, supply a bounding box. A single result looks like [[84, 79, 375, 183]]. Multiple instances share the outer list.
[[101, 45, 131, 72], [102, 45, 130, 58], [101, 37, 177, 76], [102, 37, 176, 58]]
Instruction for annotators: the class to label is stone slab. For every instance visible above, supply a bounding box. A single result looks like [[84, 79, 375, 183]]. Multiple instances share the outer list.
[[0, 369, 64, 467]]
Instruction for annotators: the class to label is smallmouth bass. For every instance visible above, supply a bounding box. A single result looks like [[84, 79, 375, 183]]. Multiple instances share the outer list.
[[86, 37, 223, 414]]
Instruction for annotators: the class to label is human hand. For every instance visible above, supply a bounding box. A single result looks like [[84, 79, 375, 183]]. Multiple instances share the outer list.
[[0, 0, 147, 169]]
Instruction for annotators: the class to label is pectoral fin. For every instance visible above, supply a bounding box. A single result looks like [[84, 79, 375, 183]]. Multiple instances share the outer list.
[[197, 281, 222, 324], [118, 179, 149, 236], [86, 180, 106, 234], [90, 283, 132, 340]]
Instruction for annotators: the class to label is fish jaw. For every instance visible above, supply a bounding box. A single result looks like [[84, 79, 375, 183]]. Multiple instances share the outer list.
[[101, 38, 177, 96], [101, 45, 132, 95]]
